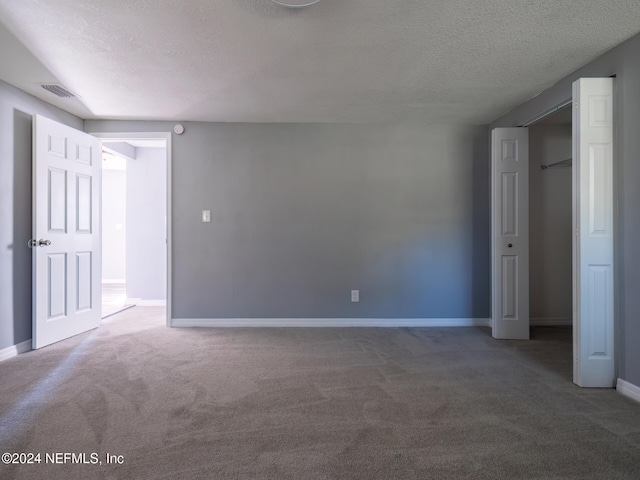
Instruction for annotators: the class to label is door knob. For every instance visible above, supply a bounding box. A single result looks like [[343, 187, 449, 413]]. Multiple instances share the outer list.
[[507, 243, 513, 248], [28, 239, 52, 248]]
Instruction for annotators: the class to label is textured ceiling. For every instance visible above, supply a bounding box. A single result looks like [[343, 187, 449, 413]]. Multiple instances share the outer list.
[[0, 1, 639, 124]]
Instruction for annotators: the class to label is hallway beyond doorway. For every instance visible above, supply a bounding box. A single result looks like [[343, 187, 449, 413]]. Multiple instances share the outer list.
[[101, 282, 134, 318]]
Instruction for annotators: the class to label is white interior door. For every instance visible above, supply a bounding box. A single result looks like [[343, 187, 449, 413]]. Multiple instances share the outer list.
[[491, 128, 529, 339], [32, 114, 102, 349], [572, 78, 615, 387]]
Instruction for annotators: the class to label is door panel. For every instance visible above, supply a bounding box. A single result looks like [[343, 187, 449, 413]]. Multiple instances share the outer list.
[[501, 172, 518, 235], [33, 115, 101, 349], [76, 252, 93, 311], [573, 78, 615, 387], [48, 168, 67, 232], [501, 255, 518, 319], [48, 253, 67, 319], [491, 128, 529, 339], [76, 173, 92, 233]]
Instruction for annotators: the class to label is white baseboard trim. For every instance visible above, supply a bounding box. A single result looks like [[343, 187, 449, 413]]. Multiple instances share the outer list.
[[171, 317, 491, 328], [124, 298, 166, 307], [617, 378, 640, 403], [138, 300, 167, 307], [0, 339, 32, 362], [530, 317, 572, 326]]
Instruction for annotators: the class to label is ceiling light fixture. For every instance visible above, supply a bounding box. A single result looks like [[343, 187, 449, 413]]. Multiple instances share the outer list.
[[271, 0, 321, 7]]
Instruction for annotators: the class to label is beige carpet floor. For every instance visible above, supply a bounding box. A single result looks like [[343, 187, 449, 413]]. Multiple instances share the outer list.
[[1, 307, 639, 480]]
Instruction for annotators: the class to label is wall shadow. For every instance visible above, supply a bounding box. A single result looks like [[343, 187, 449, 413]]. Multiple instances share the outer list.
[[13, 109, 33, 345], [471, 127, 491, 325]]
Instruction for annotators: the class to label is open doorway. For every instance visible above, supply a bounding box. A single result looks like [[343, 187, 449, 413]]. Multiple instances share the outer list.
[[101, 149, 129, 317], [99, 138, 168, 320], [528, 106, 572, 328]]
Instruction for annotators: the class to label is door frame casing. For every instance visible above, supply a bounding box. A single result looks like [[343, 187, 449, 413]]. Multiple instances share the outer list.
[[90, 132, 172, 327]]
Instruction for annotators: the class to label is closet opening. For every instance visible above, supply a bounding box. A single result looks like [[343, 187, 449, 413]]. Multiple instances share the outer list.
[[528, 105, 573, 333]]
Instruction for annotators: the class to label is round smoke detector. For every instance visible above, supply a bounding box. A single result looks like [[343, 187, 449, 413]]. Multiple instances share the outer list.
[[272, 0, 321, 7]]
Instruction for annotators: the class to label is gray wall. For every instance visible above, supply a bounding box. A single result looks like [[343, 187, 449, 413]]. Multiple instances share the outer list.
[[126, 147, 167, 301], [0, 79, 82, 351], [529, 123, 572, 323], [102, 169, 127, 281], [491, 32, 640, 386], [85, 121, 490, 320]]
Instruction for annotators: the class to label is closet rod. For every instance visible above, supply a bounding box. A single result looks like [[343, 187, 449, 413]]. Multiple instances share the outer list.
[[521, 98, 572, 127], [541, 158, 571, 170]]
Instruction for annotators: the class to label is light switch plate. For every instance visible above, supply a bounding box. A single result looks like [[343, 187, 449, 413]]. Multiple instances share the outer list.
[[351, 290, 359, 302], [202, 210, 211, 222]]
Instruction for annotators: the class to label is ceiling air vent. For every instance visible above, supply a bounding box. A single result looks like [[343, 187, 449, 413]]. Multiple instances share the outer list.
[[40, 84, 76, 98]]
